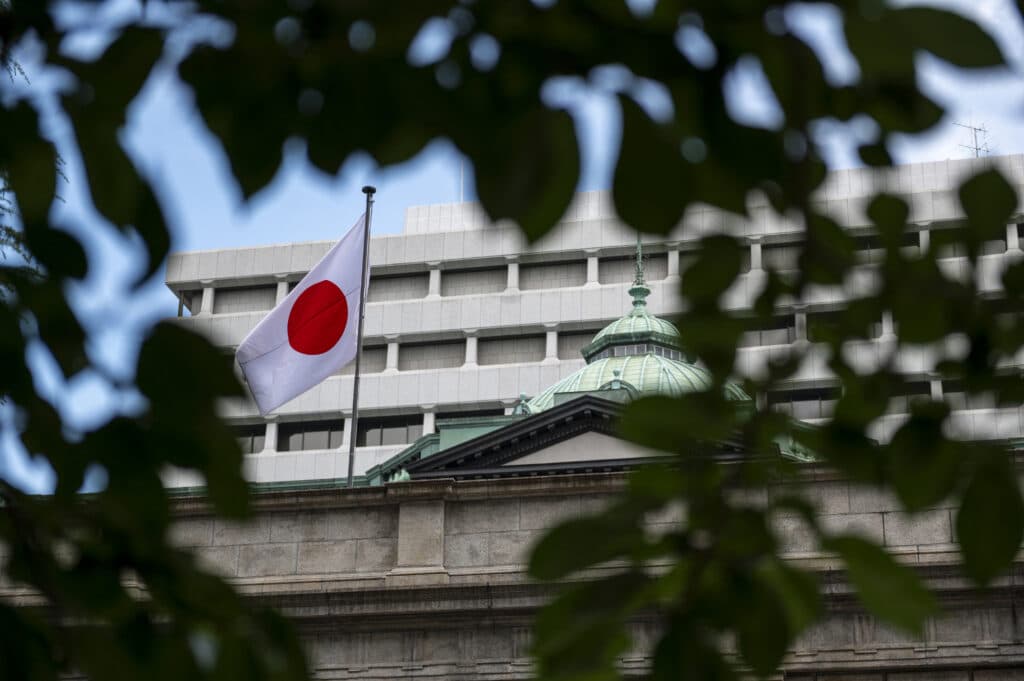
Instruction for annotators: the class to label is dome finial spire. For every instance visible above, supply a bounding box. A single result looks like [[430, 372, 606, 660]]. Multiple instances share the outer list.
[[629, 233, 650, 310]]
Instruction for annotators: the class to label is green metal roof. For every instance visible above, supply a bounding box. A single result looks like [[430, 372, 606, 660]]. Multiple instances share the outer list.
[[526, 354, 750, 412]]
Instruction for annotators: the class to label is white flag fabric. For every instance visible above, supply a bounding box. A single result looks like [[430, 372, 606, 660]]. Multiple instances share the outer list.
[[236, 214, 367, 415]]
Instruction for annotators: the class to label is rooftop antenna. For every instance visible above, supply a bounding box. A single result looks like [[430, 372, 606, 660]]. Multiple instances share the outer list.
[[954, 120, 990, 158]]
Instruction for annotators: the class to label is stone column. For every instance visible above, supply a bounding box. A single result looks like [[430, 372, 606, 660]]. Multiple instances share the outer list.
[[793, 305, 808, 343], [199, 280, 216, 316], [543, 324, 559, 365], [263, 419, 278, 454], [388, 498, 447, 586], [929, 373, 943, 401], [427, 262, 442, 299], [880, 310, 896, 339], [749, 236, 763, 272], [918, 228, 931, 252], [274, 274, 290, 305], [422, 409, 436, 436], [384, 336, 400, 374], [463, 330, 478, 368], [665, 244, 681, 281], [341, 415, 354, 450], [1007, 223, 1021, 253], [585, 250, 600, 287], [505, 256, 520, 293]]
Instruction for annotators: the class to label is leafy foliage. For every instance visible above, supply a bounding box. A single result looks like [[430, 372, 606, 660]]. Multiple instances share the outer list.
[[1, 1, 1023, 680]]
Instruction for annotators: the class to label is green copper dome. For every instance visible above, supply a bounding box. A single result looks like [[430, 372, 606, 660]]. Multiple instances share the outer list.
[[526, 354, 750, 412], [525, 238, 750, 413]]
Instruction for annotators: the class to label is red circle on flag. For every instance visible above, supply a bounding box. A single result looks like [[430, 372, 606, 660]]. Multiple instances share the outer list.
[[287, 280, 349, 355]]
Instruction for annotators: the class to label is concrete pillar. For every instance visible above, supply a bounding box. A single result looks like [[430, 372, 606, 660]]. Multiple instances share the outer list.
[[263, 419, 277, 454], [666, 244, 681, 281], [880, 310, 896, 339], [750, 236, 763, 272], [464, 331, 478, 367], [1007, 223, 1021, 253], [543, 324, 559, 365], [918, 228, 931, 252], [274, 275, 290, 305], [505, 256, 520, 293], [199, 280, 216, 316], [341, 416, 353, 450], [427, 262, 442, 298], [388, 499, 447, 586], [384, 336, 399, 374], [422, 409, 436, 436], [794, 306, 808, 343], [585, 250, 600, 287]]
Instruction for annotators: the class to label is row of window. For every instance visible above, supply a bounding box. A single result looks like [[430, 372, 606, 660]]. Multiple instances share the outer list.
[[235, 409, 506, 453], [589, 344, 685, 361], [768, 380, 1006, 420], [235, 376, 1013, 454], [180, 224, 1024, 315]]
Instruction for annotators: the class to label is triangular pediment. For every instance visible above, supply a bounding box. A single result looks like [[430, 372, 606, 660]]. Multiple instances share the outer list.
[[400, 394, 749, 480], [506, 431, 666, 467]]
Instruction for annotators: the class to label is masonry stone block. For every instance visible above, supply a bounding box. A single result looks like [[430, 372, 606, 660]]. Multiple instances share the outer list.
[[213, 518, 270, 545], [819, 512, 884, 544], [883, 510, 952, 547], [356, 538, 397, 572], [269, 512, 331, 543], [890, 672, 968, 681], [849, 485, 905, 513], [772, 481, 850, 516], [238, 543, 297, 577], [446, 500, 520, 534], [397, 501, 445, 568], [169, 518, 213, 547], [297, 541, 357, 574], [194, 546, 239, 576], [579, 494, 616, 515], [975, 671, 1024, 681], [327, 507, 398, 540], [774, 515, 818, 554], [519, 496, 581, 530], [488, 530, 538, 566], [444, 533, 489, 568]]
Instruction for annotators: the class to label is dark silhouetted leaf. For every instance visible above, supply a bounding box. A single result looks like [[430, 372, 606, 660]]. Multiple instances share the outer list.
[[957, 452, 1024, 585], [825, 535, 936, 634]]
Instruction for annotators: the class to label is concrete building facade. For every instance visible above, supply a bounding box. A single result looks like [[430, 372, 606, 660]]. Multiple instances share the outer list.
[[164, 154, 1024, 487]]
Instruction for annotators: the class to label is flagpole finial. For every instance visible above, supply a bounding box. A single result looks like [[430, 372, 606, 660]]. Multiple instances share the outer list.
[[362, 185, 377, 196]]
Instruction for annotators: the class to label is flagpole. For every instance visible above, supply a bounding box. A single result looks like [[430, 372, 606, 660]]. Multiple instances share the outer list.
[[346, 185, 375, 488]]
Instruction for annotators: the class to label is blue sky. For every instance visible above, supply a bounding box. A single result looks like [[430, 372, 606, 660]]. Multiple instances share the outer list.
[[1, 0, 1023, 489]]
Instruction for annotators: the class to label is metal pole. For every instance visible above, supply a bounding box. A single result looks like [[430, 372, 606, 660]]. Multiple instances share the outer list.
[[346, 185, 375, 488]]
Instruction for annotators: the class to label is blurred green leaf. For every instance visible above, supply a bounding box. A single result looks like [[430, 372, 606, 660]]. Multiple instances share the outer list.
[[472, 105, 580, 242], [956, 452, 1024, 585], [613, 95, 688, 235], [824, 535, 936, 634], [886, 403, 963, 511]]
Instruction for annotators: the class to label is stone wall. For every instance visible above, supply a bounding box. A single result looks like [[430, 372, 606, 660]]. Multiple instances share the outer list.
[[156, 471, 1024, 679]]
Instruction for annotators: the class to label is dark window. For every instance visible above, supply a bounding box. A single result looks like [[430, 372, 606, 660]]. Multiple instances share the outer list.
[[739, 315, 795, 347], [887, 382, 932, 414], [769, 387, 840, 420], [234, 425, 266, 454], [277, 420, 345, 451], [436, 408, 506, 421], [356, 415, 423, 447]]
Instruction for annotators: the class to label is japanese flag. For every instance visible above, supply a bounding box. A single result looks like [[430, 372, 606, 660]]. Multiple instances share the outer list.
[[236, 214, 367, 415]]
